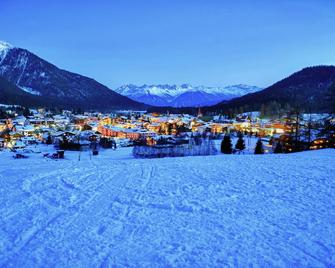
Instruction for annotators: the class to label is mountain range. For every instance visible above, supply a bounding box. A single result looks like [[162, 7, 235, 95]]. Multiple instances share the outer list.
[[0, 41, 146, 110], [115, 84, 262, 107], [1, 41, 335, 114], [0, 41, 261, 109], [147, 66, 335, 114]]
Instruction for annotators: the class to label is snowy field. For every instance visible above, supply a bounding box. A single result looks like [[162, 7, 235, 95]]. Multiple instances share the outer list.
[[1, 147, 335, 267]]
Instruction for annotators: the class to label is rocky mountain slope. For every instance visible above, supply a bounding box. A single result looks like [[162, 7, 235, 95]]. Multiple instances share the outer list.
[[209, 66, 335, 113], [0, 41, 146, 110]]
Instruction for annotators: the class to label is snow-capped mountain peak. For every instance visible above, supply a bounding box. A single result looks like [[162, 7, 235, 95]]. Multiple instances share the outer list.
[[115, 84, 262, 107], [0, 41, 13, 51], [0, 41, 13, 63]]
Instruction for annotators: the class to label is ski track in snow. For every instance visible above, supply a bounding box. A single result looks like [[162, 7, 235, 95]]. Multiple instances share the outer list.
[[0, 149, 335, 267]]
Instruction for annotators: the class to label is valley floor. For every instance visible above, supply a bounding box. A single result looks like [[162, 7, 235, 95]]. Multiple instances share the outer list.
[[0, 148, 335, 267]]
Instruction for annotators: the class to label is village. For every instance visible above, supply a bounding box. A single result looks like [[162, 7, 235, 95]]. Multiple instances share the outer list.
[[0, 105, 334, 159]]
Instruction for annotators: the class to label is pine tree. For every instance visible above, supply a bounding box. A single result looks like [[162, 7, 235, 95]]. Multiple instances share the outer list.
[[235, 133, 246, 153], [274, 142, 283, 154], [23, 107, 31, 117], [302, 113, 313, 145], [284, 109, 303, 152], [319, 118, 335, 148], [221, 135, 233, 154], [260, 104, 266, 118], [46, 134, 52, 145], [254, 138, 264, 154]]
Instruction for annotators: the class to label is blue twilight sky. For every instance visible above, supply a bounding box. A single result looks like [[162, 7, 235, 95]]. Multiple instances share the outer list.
[[1, 0, 335, 89]]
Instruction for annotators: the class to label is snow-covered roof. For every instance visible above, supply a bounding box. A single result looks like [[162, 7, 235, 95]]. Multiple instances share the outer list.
[[238, 111, 260, 118], [301, 113, 330, 121], [15, 125, 35, 132], [21, 136, 36, 141], [53, 115, 65, 119], [11, 140, 26, 148], [14, 115, 26, 121], [51, 131, 77, 137]]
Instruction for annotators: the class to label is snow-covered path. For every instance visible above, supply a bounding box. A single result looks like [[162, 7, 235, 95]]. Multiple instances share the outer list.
[[1, 149, 335, 267]]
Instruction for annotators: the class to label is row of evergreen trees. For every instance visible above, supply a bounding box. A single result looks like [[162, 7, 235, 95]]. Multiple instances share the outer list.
[[220, 133, 265, 154]]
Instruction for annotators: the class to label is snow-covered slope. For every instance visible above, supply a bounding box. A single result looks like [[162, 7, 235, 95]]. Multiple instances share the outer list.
[[1, 147, 335, 266], [115, 84, 262, 107]]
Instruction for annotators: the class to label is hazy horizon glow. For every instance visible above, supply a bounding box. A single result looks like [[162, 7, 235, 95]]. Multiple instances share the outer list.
[[1, 0, 335, 89]]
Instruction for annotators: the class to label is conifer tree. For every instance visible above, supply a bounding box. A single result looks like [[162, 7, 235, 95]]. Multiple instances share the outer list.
[[254, 138, 264, 154], [274, 142, 283, 154], [285, 109, 303, 152], [23, 107, 31, 117], [235, 133, 246, 153], [221, 134, 233, 154], [46, 134, 52, 145], [319, 118, 335, 148]]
